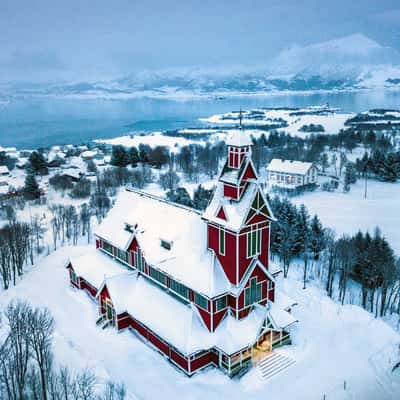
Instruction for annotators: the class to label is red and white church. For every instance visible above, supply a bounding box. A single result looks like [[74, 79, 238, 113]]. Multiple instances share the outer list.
[[66, 129, 297, 377]]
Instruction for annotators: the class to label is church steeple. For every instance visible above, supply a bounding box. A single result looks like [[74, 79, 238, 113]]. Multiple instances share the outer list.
[[226, 111, 252, 169]]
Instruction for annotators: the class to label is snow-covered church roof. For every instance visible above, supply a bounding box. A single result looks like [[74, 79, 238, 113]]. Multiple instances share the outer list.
[[99, 271, 280, 356], [226, 129, 253, 147], [203, 181, 275, 231], [68, 247, 127, 288], [95, 188, 232, 297]]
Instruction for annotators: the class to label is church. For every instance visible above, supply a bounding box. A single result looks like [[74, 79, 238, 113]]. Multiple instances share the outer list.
[[66, 129, 297, 377]]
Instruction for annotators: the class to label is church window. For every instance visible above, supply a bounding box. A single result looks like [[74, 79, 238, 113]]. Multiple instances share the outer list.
[[244, 277, 262, 307], [194, 293, 208, 310], [247, 228, 261, 257], [219, 228, 225, 255]]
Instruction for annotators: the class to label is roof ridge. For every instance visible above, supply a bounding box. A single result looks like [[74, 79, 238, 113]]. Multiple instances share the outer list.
[[125, 186, 202, 216]]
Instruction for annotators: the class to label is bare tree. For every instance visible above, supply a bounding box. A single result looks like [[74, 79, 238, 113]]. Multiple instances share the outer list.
[[28, 308, 55, 400]]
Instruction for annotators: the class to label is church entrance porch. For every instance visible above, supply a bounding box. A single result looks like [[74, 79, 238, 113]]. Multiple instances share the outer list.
[[96, 296, 116, 329], [252, 330, 272, 364]]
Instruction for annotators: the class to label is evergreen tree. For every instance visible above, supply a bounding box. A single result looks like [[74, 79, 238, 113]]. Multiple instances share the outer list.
[[24, 173, 41, 200], [28, 151, 48, 175], [371, 149, 385, 175], [193, 185, 213, 210], [166, 187, 193, 207], [296, 204, 311, 289], [379, 153, 400, 182], [343, 163, 357, 192], [86, 159, 97, 174], [110, 145, 129, 167], [129, 146, 140, 167], [320, 153, 329, 173], [138, 144, 151, 163], [310, 215, 325, 261]]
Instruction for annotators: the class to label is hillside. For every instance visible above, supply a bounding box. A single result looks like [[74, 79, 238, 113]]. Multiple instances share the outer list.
[[2, 34, 400, 99]]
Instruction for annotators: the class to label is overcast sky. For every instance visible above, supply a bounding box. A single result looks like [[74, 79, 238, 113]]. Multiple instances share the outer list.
[[1, 0, 400, 82]]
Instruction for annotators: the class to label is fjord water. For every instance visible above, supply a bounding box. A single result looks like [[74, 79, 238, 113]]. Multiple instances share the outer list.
[[1, 90, 400, 149]]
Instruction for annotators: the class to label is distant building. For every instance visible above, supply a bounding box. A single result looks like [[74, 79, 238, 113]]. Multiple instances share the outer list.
[[81, 150, 98, 160], [266, 159, 318, 189], [0, 165, 9, 176]]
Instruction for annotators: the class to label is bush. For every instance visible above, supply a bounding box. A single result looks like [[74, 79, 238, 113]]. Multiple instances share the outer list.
[[70, 178, 91, 198], [49, 174, 73, 191], [166, 187, 193, 207]]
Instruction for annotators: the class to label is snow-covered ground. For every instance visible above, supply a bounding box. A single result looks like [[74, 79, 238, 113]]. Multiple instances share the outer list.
[[201, 107, 355, 138], [290, 179, 400, 255], [0, 245, 399, 400], [94, 131, 199, 151]]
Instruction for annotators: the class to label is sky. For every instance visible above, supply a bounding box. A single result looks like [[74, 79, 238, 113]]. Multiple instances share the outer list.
[[1, 0, 400, 83]]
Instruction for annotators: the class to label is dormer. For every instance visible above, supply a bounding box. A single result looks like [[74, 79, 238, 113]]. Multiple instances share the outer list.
[[160, 238, 173, 250]]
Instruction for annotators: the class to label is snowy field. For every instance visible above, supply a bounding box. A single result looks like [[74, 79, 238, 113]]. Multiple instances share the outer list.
[[291, 180, 400, 255], [201, 107, 355, 138], [0, 245, 399, 400]]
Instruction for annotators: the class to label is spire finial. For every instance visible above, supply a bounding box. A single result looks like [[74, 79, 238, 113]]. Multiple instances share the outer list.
[[239, 108, 243, 130]]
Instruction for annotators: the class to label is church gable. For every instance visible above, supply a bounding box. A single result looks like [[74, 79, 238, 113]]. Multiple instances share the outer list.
[[241, 162, 257, 181], [216, 206, 227, 221], [245, 190, 272, 226]]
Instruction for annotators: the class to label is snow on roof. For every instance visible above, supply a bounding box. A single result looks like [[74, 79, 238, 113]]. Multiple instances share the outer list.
[[268, 301, 297, 329], [274, 291, 297, 311], [81, 150, 98, 158], [218, 158, 250, 185], [0, 185, 9, 194], [103, 272, 267, 355], [203, 181, 262, 231], [69, 248, 127, 289], [61, 169, 81, 180], [226, 129, 253, 147], [267, 159, 314, 175], [0, 166, 9, 174], [95, 188, 232, 297]]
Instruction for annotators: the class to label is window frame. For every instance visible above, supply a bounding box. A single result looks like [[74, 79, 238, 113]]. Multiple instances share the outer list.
[[244, 277, 263, 307], [219, 228, 226, 256], [215, 296, 227, 312], [194, 293, 208, 310], [246, 228, 261, 258]]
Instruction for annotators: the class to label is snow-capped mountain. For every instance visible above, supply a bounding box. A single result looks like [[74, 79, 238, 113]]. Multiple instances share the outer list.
[[4, 34, 400, 98]]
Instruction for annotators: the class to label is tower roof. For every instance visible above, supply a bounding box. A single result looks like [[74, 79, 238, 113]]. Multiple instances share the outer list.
[[226, 129, 253, 147]]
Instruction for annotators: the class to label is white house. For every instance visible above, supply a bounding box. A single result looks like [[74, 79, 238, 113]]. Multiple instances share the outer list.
[[266, 159, 318, 189], [0, 165, 10, 176]]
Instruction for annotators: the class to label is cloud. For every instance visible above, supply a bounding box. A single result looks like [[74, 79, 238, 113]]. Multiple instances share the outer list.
[[375, 8, 400, 25]]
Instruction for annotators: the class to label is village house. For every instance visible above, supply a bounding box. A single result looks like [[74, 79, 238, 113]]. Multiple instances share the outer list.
[[266, 159, 318, 190], [66, 130, 297, 377], [0, 165, 9, 177]]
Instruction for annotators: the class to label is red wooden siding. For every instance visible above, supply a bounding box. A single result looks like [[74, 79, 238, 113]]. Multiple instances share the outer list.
[[242, 163, 256, 181], [171, 349, 189, 370], [223, 184, 238, 199], [80, 278, 98, 298], [212, 309, 227, 330], [148, 331, 170, 355], [190, 351, 216, 372], [216, 206, 227, 220], [208, 224, 237, 284], [117, 312, 131, 330], [196, 306, 212, 331], [127, 237, 139, 252]]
